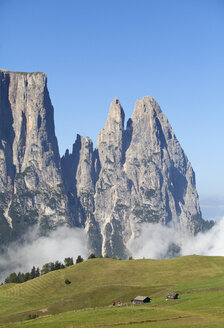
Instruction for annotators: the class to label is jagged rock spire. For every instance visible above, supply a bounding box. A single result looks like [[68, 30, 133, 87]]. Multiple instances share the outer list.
[[0, 70, 205, 257], [97, 98, 125, 167]]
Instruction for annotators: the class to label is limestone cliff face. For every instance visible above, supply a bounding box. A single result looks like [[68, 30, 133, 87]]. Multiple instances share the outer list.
[[61, 134, 102, 253], [84, 96, 202, 257], [0, 69, 205, 257], [62, 96, 203, 258], [0, 70, 69, 245], [93, 99, 130, 258], [123, 97, 201, 237]]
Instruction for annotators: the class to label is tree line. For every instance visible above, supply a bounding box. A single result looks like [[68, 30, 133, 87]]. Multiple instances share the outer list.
[[4, 253, 133, 284], [4, 254, 103, 284], [4, 256, 76, 284]]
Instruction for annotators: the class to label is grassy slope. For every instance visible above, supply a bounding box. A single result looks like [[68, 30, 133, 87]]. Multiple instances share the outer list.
[[1, 255, 224, 327]]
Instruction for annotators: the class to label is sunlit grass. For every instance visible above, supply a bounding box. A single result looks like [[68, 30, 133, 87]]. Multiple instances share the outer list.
[[1, 255, 224, 327]]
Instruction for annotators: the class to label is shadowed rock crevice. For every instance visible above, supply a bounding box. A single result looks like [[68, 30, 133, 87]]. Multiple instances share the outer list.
[[0, 72, 16, 184], [170, 166, 188, 215], [93, 149, 101, 188], [122, 118, 133, 164], [17, 112, 27, 171], [43, 82, 61, 167], [155, 117, 167, 149], [61, 135, 81, 197]]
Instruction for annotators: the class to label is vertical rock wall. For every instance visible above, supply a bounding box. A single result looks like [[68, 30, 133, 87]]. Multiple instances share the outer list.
[[0, 70, 205, 257], [0, 70, 69, 246]]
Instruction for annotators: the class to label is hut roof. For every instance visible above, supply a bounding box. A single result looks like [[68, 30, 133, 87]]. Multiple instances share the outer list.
[[167, 293, 178, 296], [133, 296, 150, 301]]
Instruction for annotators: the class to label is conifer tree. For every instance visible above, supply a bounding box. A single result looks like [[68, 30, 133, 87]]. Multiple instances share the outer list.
[[76, 255, 84, 264]]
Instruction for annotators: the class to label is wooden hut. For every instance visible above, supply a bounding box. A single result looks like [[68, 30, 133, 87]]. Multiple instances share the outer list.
[[166, 293, 179, 300], [131, 296, 151, 304]]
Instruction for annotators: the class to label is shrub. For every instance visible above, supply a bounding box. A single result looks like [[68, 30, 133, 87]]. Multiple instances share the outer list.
[[76, 255, 84, 264], [28, 314, 38, 320], [64, 257, 74, 267]]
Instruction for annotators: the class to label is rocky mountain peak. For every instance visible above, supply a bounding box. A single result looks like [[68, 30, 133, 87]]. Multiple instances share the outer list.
[[0, 70, 69, 243], [132, 96, 162, 122], [97, 98, 125, 168], [0, 70, 208, 258], [106, 97, 124, 125]]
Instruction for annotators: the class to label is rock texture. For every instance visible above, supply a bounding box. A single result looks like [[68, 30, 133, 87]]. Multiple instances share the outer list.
[[0, 69, 208, 257], [63, 97, 206, 258], [93, 97, 203, 257], [93, 99, 129, 257], [0, 70, 69, 248], [124, 96, 201, 232]]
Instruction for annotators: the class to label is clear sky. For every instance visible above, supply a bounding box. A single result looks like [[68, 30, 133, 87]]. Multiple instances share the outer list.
[[1, 0, 224, 220]]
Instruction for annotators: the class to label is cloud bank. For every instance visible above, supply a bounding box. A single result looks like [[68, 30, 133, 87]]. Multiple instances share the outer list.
[[1, 217, 224, 282], [0, 226, 89, 282], [129, 217, 224, 259]]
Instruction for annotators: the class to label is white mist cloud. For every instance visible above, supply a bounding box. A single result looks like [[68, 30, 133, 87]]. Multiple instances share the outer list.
[[0, 226, 89, 282], [182, 218, 224, 256], [129, 217, 224, 259], [128, 222, 187, 259], [2, 217, 224, 283]]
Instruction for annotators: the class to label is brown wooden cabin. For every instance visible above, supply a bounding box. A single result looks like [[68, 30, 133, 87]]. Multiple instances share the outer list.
[[131, 296, 151, 304], [166, 293, 179, 300]]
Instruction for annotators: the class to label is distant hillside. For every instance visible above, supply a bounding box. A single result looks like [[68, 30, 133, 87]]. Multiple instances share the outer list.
[[1, 255, 224, 327]]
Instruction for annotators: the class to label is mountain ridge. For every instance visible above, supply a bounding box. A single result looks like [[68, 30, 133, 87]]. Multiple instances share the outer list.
[[0, 70, 210, 257]]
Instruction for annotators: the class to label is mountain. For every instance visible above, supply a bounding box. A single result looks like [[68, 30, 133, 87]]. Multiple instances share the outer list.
[[0, 70, 70, 249], [63, 97, 206, 258], [0, 70, 209, 257]]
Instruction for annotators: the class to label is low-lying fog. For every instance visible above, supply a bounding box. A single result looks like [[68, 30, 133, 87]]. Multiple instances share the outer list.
[[1, 217, 224, 283]]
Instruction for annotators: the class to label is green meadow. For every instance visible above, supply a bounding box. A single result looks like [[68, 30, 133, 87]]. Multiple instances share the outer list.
[[1, 255, 224, 327]]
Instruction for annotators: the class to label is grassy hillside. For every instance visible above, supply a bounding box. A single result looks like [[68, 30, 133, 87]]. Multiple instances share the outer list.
[[1, 255, 224, 327]]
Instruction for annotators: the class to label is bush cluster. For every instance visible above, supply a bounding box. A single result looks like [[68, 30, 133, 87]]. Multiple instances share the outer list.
[[28, 314, 38, 320]]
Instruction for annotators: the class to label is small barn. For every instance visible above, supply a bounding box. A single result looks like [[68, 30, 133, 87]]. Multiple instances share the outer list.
[[166, 293, 179, 300], [131, 296, 151, 305]]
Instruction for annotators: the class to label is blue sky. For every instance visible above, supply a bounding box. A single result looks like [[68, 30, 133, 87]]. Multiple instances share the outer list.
[[1, 0, 224, 220]]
